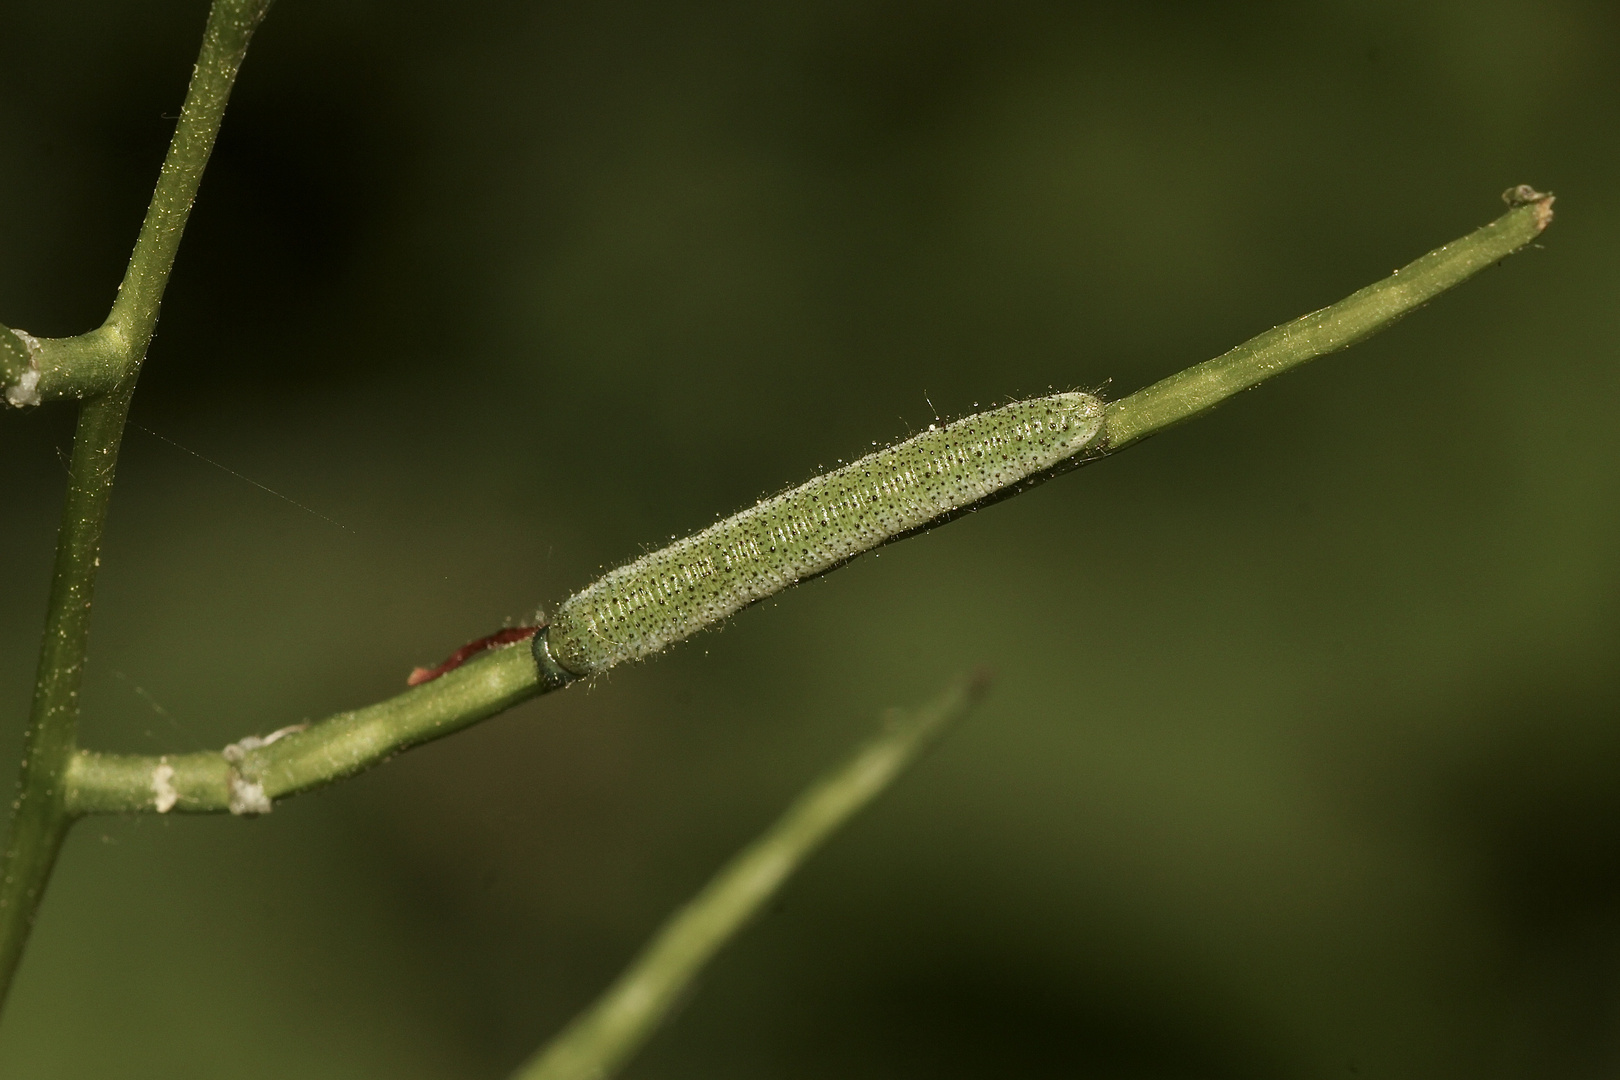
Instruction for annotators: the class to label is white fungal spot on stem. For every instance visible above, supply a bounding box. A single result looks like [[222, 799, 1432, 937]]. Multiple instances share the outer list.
[[4, 368, 40, 408], [227, 776, 271, 816], [222, 724, 306, 761], [151, 762, 177, 814], [3, 329, 41, 408], [221, 724, 303, 816]]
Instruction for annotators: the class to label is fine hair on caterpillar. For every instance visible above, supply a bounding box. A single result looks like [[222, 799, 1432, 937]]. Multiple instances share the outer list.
[[533, 392, 1105, 685]]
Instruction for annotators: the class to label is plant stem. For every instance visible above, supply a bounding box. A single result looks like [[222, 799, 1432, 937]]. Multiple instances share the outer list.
[[511, 674, 989, 1080], [57, 190, 1557, 822], [1101, 190, 1554, 450], [106, 0, 274, 357], [65, 641, 543, 815], [0, 326, 129, 407], [0, 0, 272, 1010], [0, 392, 132, 995]]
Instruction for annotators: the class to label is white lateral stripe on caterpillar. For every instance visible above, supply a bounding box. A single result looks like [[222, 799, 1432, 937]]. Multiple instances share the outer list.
[[546, 391, 1105, 676]]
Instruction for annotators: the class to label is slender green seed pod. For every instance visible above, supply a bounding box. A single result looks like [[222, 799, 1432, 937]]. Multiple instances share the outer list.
[[540, 392, 1104, 678]]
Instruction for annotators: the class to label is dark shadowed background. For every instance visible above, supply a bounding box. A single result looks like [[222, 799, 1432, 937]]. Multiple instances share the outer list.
[[1, 1, 1618, 1076]]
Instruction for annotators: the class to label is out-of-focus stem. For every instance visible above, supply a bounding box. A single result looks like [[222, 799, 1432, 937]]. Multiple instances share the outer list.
[[512, 674, 990, 1080]]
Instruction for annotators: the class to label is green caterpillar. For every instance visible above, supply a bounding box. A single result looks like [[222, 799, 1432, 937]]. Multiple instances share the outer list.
[[534, 392, 1105, 684]]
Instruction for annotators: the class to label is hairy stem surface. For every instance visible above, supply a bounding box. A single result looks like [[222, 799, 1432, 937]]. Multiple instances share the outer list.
[[0, 0, 273, 1010], [0, 394, 132, 996]]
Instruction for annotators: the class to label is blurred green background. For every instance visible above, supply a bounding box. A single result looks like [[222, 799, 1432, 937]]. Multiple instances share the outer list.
[[1, 0, 1618, 1076]]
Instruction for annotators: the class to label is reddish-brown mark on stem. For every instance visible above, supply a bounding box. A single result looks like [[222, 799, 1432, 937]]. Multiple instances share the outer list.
[[407, 626, 539, 686]]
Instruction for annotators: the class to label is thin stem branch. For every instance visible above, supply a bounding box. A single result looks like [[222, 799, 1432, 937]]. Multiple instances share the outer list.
[[512, 674, 989, 1080], [0, 392, 133, 995], [65, 641, 543, 815], [106, 0, 273, 363], [0, 0, 272, 1010], [1101, 189, 1554, 451], [0, 0, 269, 408], [57, 190, 1556, 822], [0, 326, 129, 407]]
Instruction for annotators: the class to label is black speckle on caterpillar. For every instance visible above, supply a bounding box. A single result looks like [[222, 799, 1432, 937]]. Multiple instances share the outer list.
[[539, 391, 1104, 678]]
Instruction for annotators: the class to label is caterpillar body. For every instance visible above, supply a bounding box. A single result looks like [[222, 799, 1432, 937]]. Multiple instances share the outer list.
[[536, 392, 1105, 682]]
